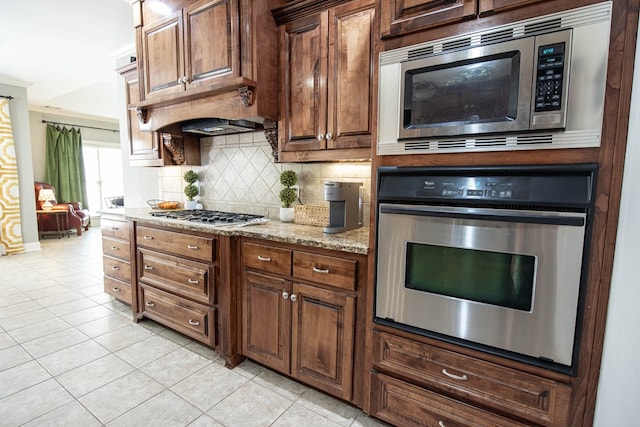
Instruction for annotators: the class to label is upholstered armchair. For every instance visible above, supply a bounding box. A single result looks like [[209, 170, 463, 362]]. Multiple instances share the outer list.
[[34, 182, 90, 236]]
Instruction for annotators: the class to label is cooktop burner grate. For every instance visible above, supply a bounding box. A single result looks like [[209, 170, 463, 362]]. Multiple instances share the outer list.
[[149, 209, 268, 226]]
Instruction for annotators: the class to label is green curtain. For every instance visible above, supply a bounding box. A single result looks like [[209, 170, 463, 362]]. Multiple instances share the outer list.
[[44, 124, 89, 209]]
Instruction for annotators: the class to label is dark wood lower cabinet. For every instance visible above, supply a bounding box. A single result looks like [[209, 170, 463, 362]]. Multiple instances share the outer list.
[[369, 330, 572, 426], [241, 239, 365, 403], [370, 372, 530, 427]]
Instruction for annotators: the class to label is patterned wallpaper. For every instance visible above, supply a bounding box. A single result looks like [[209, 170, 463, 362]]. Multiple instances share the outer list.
[[157, 131, 372, 222]]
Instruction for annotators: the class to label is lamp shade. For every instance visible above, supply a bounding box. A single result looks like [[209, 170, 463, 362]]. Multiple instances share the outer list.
[[38, 189, 55, 210]]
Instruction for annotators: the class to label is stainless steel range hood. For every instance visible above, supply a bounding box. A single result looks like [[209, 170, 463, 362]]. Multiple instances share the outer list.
[[181, 118, 263, 136]]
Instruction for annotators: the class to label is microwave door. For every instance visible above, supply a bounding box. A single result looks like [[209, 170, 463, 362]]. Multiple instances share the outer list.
[[398, 37, 535, 139]]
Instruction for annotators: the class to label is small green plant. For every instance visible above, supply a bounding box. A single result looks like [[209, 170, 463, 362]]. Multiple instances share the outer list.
[[279, 169, 298, 208], [183, 170, 199, 201]]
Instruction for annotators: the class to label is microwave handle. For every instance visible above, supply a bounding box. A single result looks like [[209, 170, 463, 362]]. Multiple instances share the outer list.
[[379, 205, 585, 227]]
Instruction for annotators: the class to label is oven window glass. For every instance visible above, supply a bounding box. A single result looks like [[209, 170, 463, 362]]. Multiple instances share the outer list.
[[405, 243, 535, 311], [403, 51, 521, 129]]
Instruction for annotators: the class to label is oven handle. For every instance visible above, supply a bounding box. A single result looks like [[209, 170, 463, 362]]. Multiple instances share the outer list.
[[379, 205, 585, 226]]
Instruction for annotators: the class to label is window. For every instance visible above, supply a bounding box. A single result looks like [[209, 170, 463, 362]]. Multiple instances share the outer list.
[[82, 144, 123, 215]]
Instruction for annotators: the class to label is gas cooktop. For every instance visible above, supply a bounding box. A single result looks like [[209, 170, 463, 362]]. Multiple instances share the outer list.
[[149, 209, 269, 227]]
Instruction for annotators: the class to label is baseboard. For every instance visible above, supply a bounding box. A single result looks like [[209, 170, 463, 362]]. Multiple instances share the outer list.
[[22, 241, 42, 252]]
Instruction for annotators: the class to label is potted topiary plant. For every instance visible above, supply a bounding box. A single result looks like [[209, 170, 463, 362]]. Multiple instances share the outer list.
[[279, 169, 297, 222], [183, 170, 199, 210]]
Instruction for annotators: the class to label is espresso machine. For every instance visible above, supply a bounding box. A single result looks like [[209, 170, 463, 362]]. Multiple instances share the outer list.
[[323, 181, 363, 234]]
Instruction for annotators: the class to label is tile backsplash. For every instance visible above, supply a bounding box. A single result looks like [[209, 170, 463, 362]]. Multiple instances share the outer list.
[[157, 131, 372, 223]]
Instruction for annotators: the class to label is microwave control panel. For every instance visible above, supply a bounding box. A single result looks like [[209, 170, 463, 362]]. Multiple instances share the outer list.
[[534, 42, 566, 112]]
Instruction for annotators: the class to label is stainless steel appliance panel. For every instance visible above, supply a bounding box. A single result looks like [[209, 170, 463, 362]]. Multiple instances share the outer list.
[[376, 204, 586, 366]]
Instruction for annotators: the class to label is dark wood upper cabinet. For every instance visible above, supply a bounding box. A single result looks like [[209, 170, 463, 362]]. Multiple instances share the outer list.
[[380, 0, 554, 38], [381, 0, 478, 38], [130, 0, 283, 131], [119, 63, 200, 167], [140, 0, 238, 101], [275, 0, 375, 162]]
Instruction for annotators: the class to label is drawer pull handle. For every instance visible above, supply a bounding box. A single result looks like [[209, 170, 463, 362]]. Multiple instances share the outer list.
[[145, 301, 155, 307], [312, 267, 330, 274], [143, 235, 154, 240], [187, 244, 198, 250], [111, 246, 118, 250], [442, 369, 467, 381], [112, 287, 121, 292], [111, 265, 120, 271], [290, 294, 297, 302], [282, 291, 289, 300], [144, 265, 154, 270], [188, 319, 200, 326], [438, 422, 447, 427], [111, 226, 120, 231], [188, 278, 199, 284], [257, 255, 271, 262]]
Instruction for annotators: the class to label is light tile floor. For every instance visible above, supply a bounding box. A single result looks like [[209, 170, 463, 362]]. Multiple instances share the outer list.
[[0, 227, 388, 427]]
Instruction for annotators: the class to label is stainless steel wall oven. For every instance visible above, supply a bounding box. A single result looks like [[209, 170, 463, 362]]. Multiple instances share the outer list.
[[374, 164, 597, 374]]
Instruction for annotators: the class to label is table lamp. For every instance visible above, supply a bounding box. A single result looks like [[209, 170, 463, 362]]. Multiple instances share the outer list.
[[38, 189, 56, 210]]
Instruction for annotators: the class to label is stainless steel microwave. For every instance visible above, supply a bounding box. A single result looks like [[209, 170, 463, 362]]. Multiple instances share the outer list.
[[377, 2, 612, 155]]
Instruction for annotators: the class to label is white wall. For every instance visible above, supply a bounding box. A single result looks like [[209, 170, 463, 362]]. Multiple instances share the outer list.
[[593, 14, 640, 426]]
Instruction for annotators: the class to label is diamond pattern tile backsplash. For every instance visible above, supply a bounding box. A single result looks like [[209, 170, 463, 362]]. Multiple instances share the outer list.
[[157, 131, 371, 222]]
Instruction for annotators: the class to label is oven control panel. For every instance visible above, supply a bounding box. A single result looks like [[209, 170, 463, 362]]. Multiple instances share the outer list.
[[377, 165, 596, 210], [418, 176, 529, 201]]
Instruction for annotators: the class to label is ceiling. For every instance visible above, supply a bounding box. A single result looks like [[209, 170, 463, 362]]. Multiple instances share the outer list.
[[0, 0, 135, 121]]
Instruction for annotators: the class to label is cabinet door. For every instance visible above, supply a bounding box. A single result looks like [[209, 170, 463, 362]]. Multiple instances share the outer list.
[[142, 10, 185, 100], [381, 0, 477, 38], [279, 12, 328, 152], [184, 0, 240, 92], [122, 68, 163, 165], [242, 272, 291, 374], [291, 282, 355, 400], [327, 0, 375, 150]]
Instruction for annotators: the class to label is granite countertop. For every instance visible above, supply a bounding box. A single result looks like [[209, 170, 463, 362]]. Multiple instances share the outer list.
[[99, 208, 369, 255]]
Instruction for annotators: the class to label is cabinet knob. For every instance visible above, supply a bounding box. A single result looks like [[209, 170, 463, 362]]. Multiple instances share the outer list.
[[188, 319, 200, 326], [312, 267, 330, 274], [438, 422, 447, 427], [187, 278, 199, 284], [111, 246, 118, 250], [144, 265, 154, 270], [187, 244, 198, 250], [325, 132, 333, 140], [111, 265, 120, 271], [317, 133, 325, 141], [257, 255, 272, 262], [282, 291, 289, 300], [111, 226, 120, 231], [290, 294, 297, 302], [145, 301, 155, 307], [143, 235, 154, 240], [112, 287, 121, 292]]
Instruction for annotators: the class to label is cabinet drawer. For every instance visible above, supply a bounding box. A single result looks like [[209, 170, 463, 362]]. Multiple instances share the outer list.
[[140, 284, 214, 345], [370, 371, 528, 427], [372, 331, 571, 426], [103, 256, 131, 284], [293, 251, 357, 291], [242, 242, 292, 276], [137, 226, 214, 262], [138, 248, 213, 304], [104, 276, 132, 304], [101, 218, 129, 240], [102, 237, 130, 261]]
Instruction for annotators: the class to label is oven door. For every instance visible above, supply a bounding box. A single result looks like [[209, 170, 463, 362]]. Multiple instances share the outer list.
[[375, 203, 587, 367]]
